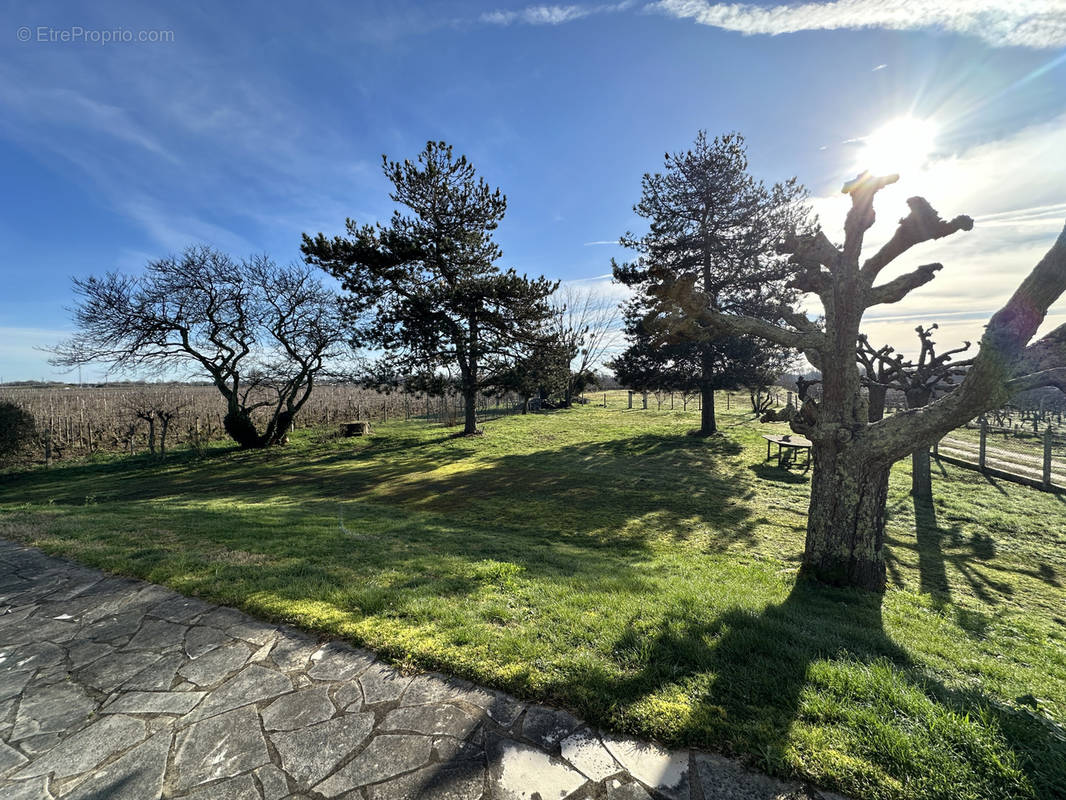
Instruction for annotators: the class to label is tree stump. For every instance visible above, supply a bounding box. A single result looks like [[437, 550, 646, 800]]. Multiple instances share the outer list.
[[340, 421, 371, 437]]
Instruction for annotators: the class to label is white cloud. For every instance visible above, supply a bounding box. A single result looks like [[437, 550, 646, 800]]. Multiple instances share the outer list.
[[650, 0, 1066, 49], [0, 80, 175, 161], [481, 2, 633, 26], [483, 5, 592, 25]]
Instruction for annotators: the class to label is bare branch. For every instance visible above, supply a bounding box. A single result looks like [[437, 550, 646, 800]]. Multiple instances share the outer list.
[[648, 274, 822, 351], [860, 197, 973, 284], [841, 171, 899, 265], [779, 229, 840, 272], [1006, 368, 1066, 394], [866, 262, 943, 306], [870, 222, 1066, 460]]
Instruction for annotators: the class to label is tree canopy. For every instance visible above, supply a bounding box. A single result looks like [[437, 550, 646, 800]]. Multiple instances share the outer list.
[[612, 131, 809, 434], [51, 246, 348, 448], [302, 141, 557, 435]]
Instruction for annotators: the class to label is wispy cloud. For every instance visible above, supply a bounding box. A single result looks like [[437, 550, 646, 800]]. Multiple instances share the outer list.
[[583, 240, 620, 246], [650, 0, 1066, 49], [481, 2, 633, 26]]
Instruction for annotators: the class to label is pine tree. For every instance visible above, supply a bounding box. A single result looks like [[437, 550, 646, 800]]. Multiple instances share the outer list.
[[302, 141, 557, 435], [612, 131, 809, 434]]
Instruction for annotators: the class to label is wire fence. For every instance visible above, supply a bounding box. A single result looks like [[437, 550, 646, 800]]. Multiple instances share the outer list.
[[936, 417, 1066, 493]]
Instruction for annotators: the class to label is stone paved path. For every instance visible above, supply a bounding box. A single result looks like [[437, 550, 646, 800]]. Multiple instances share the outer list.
[[0, 540, 839, 800]]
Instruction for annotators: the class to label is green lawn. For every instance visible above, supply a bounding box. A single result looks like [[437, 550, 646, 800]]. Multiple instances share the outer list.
[[2, 395, 1065, 800]]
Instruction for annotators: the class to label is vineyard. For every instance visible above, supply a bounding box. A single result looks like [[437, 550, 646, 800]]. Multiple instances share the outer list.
[[0, 383, 530, 465]]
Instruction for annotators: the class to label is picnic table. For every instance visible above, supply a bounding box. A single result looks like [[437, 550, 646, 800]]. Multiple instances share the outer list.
[[762, 433, 813, 469]]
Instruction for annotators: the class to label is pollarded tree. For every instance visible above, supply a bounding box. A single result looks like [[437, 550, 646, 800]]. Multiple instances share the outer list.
[[613, 131, 810, 434], [857, 324, 973, 500], [51, 247, 349, 448], [302, 141, 557, 435], [652, 171, 1066, 591]]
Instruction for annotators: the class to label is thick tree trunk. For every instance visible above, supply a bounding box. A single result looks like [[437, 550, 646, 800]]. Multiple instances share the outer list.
[[224, 409, 265, 449], [700, 386, 717, 433], [699, 347, 718, 434], [462, 387, 478, 435], [802, 442, 890, 592], [867, 385, 887, 422], [265, 410, 295, 446], [911, 447, 932, 501], [699, 385, 717, 434]]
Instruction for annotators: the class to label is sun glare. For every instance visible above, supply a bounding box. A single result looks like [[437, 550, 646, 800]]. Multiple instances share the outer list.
[[857, 116, 939, 175]]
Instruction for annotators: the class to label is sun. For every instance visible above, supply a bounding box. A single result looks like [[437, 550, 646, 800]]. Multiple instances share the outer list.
[[857, 116, 939, 175]]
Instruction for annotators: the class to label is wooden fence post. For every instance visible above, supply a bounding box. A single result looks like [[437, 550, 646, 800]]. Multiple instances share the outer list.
[[1044, 426, 1054, 489], [627, 391, 633, 409], [979, 417, 988, 471], [641, 392, 648, 410]]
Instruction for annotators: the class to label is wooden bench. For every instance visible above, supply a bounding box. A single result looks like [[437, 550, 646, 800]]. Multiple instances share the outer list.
[[762, 433, 812, 470]]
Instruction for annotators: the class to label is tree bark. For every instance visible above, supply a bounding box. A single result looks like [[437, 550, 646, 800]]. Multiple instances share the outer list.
[[699, 348, 718, 434], [224, 409, 265, 449], [911, 447, 932, 501], [700, 385, 717, 434], [462, 386, 478, 435], [867, 384, 887, 422], [802, 442, 890, 591]]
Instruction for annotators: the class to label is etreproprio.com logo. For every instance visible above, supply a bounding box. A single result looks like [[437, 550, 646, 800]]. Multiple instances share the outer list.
[[17, 26, 175, 44]]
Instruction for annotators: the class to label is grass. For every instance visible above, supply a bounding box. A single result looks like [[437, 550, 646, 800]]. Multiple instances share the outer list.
[[1, 392, 1065, 800]]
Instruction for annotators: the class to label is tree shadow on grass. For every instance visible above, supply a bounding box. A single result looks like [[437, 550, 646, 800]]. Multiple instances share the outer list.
[[885, 492, 1061, 617], [364, 432, 761, 551], [554, 579, 1066, 799], [4, 428, 760, 553], [0, 429, 765, 611]]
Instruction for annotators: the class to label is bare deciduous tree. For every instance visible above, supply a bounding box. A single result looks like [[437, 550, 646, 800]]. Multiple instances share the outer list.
[[553, 285, 620, 404], [51, 246, 350, 449], [857, 324, 973, 499], [652, 171, 1066, 591]]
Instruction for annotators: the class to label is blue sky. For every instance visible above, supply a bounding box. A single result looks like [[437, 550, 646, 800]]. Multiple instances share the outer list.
[[1, 0, 1065, 380]]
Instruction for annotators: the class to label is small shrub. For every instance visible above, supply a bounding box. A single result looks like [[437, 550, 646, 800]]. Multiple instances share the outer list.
[[0, 401, 35, 462]]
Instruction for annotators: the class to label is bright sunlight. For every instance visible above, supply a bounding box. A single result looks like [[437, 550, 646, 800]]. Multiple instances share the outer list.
[[857, 116, 939, 175]]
